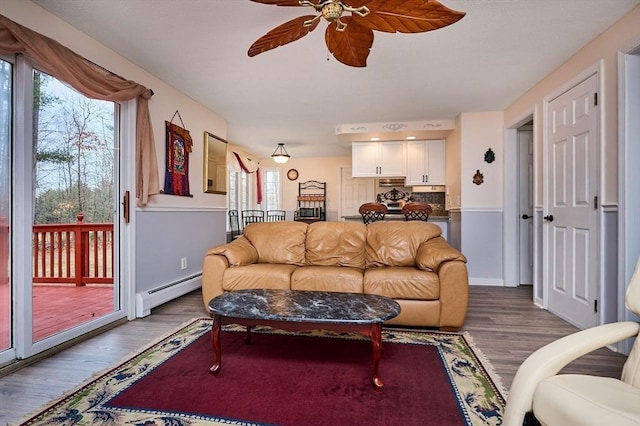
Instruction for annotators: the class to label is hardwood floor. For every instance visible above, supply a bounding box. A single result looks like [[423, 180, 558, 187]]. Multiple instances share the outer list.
[[0, 285, 629, 425]]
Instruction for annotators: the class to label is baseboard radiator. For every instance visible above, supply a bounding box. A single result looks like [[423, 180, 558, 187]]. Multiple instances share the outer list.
[[135, 273, 202, 318]]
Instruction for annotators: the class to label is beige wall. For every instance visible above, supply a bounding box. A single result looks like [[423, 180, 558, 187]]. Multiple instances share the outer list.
[[260, 156, 351, 212], [505, 5, 640, 205], [445, 116, 462, 209], [3, 0, 228, 209], [459, 111, 505, 209]]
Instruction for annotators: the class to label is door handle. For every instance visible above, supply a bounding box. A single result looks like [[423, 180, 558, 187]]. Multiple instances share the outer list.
[[521, 214, 532, 220], [122, 190, 130, 224], [543, 214, 554, 222]]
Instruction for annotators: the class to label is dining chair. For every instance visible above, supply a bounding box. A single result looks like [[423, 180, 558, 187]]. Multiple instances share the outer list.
[[266, 210, 286, 221], [241, 210, 265, 227], [358, 203, 388, 225], [228, 209, 241, 240], [401, 202, 432, 221]]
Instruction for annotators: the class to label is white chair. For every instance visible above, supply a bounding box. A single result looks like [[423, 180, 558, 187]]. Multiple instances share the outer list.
[[503, 258, 640, 425]]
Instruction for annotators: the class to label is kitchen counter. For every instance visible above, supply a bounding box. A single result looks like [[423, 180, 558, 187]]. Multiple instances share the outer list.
[[341, 214, 449, 222], [342, 214, 450, 240]]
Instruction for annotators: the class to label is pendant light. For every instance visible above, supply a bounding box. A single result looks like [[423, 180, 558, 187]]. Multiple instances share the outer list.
[[271, 143, 291, 164]]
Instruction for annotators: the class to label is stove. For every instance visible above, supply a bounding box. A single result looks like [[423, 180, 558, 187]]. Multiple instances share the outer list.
[[378, 189, 410, 215], [382, 202, 403, 215]]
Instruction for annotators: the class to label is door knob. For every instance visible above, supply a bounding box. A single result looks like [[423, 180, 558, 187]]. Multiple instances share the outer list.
[[543, 214, 554, 222], [521, 214, 532, 220]]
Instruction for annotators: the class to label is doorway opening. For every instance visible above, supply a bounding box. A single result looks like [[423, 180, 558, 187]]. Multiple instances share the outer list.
[[503, 111, 539, 302]]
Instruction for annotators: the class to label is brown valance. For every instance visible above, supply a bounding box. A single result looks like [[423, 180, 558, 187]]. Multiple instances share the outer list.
[[0, 14, 159, 206]]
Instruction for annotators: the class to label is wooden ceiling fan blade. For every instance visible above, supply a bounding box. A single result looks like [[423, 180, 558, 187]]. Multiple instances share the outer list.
[[356, 0, 465, 33], [248, 15, 320, 57], [325, 17, 373, 67], [250, 0, 315, 6]]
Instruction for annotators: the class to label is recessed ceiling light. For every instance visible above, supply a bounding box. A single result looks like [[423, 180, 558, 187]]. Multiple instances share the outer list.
[[370, 137, 380, 141], [406, 136, 416, 140]]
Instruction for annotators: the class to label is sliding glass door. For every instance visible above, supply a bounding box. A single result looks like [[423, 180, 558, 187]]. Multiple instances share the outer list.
[[0, 55, 126, 364]]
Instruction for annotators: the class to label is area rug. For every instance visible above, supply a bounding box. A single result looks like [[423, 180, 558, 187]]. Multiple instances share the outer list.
[[17, 318, 506, 426]]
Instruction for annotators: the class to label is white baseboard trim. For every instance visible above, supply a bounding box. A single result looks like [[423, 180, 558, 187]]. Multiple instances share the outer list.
[[135, 274, 202, 318], [469, 277, 504, 286]]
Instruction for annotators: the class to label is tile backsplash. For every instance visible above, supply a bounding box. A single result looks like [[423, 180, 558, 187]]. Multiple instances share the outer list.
[[411, 192, 446, 215]]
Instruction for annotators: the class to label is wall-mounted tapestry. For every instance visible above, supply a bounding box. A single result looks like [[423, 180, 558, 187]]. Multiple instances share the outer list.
[[163, 111, 193, 197]]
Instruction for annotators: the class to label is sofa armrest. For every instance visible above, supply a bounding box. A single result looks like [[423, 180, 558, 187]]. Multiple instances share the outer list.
[[206, 236, 259, 266], [201, 253, 229, 311], [437, 260, 469, 330], [201, 237, 259, 311], [416, 236, 467, 272]]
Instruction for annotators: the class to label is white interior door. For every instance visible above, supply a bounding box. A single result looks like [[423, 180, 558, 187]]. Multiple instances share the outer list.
[[545, 73, 599, 329], [518, 128, 533, 285], [340, 167, 375, 217]]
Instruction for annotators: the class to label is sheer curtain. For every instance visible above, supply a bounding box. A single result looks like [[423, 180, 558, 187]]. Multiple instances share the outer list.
[[0, 14, 159, 206]]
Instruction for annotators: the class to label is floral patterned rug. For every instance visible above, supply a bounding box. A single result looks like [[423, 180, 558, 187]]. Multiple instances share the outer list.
[[17, 318, 506, 426]]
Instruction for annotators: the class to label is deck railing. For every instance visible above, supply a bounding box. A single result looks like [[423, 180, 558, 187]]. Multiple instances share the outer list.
[[33, 213, 114, 286]]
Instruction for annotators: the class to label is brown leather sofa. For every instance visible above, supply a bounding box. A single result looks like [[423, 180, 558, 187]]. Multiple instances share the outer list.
[[202, 220, 469, 330]]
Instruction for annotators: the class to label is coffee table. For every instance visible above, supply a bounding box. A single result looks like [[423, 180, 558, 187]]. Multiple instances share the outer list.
[[207, 289, 401, 391]]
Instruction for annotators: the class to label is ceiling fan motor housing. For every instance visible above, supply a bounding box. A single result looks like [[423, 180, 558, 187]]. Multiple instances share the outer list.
[[321, 2, 343, 22]]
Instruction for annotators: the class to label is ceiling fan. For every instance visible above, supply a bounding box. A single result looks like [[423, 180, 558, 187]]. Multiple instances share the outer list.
[[248, 0, 466, 67]]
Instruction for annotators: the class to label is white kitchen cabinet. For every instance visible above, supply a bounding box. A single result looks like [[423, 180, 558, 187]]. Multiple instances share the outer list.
[[406, 139, 446, 185], [352, 141, 406, 177]]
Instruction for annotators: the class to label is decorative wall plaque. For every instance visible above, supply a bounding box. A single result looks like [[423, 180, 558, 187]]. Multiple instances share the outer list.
[[484, 148, 495, 163], [473, 169, 484, 185]]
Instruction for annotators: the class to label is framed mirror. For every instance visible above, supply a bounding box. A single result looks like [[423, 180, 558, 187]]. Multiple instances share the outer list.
[[203, 132, 228, 194]]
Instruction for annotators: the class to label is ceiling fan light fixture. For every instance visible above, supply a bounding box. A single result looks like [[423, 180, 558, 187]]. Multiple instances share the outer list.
[[321, 2, 343, 22], [271, 143, 291, 164]]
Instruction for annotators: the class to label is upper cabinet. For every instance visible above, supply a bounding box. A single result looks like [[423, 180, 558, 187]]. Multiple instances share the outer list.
[[406, 140, 446, 185], [352, 141, 406, 177]]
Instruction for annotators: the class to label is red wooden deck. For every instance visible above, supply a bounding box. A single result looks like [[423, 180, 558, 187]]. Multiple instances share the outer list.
[[0, 284, 114, 349]]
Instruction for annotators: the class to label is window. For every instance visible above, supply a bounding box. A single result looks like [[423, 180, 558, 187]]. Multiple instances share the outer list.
[[262, 168, 281, 211], [228, 170, 252, 226]]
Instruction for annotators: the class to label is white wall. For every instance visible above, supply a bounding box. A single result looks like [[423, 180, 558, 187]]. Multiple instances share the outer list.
[[456, 112, 505, 285], [505, 5, 640, 205], [459, 112, 504, 208]]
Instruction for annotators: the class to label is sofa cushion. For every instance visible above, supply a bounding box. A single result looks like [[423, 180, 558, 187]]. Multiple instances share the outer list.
[[206, 236, 258, 267], [291, 266, 364, 293], [364, 266, 439, 300], [243, 221, 308, 266], [306, 222, 366, 269], [365, 222, 442, 268], [223, 263, 297, 291]]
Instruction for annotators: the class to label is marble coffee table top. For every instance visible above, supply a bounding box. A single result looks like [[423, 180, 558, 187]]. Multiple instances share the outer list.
[[208, 289, 401, 324]]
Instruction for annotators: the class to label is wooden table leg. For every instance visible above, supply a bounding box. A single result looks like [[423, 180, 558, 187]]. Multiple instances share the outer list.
[[370, 323, 383, 391], [209, 314, 222, 375]]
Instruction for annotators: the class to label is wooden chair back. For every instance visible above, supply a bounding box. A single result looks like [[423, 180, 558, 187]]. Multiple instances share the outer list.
[[402, 202, 432, 221], [358, 203, 388, 225]]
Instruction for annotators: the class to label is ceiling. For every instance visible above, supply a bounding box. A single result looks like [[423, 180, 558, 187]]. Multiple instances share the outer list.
[[32, 0, 639, 159]]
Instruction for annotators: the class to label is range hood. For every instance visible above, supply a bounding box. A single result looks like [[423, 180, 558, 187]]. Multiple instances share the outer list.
[[377, 178, 406, 187]]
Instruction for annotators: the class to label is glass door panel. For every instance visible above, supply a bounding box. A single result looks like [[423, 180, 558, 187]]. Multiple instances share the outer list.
[[32, 70, 117, 341], [0, 59, 11, 352]]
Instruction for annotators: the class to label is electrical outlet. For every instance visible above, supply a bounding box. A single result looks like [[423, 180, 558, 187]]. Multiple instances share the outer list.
[[180, 257, 187, 270]]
